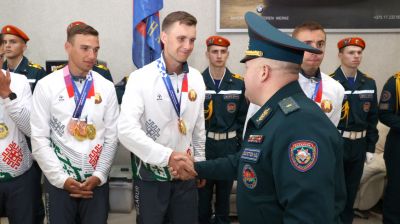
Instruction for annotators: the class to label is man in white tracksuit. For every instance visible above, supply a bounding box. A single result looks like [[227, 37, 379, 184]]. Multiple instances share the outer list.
[[30, 23, 118, 224], [0, 33, 36, 224], [118, 11, 206, 224]]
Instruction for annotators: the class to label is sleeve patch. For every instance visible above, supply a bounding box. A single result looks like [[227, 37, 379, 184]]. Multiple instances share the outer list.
[[289, 140, 318, 172], [380, 90, 391, 102]]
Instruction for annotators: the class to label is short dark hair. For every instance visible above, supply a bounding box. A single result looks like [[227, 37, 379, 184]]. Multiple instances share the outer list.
[[162, 11, 197, 32], [67, 24, 98, 42], [292, 21, 326, 39], [0, 34, 3, 46]]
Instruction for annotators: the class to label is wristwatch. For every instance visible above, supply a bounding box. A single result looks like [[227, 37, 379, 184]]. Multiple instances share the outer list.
[[8, 92, 17, 101]]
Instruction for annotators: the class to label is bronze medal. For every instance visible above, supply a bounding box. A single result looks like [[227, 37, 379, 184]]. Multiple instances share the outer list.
[[74, 121, 87, 141], [178, 119, 187, 135], [0, 123, 9, 139], [68, 119, 78, 136], [188, 89, 197, 101], [86, 124, 96, 140]]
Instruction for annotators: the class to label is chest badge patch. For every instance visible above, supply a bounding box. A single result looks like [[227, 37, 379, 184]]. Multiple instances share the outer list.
[[380, 90, 391, 102], [320, 99, 333, 113], [247, 135, 264, 144], [241, 148, 261, 163], [95, 93, 102, 104], [242, 164, 257, 189], [363, 102, 371, 112], [188, 89, 197, 101], [289, 140, 318, 172], [227, 102, 237, 113]]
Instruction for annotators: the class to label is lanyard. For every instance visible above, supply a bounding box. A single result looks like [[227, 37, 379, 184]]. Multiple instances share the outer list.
[[156, 57, 188, 118], [63, 66, 94, 119], [311, 80, 323, 103]]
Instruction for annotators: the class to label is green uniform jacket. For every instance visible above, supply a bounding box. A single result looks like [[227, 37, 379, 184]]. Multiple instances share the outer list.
[[202, 68, 248, 138], [379, 73, 400, 130], [3, 56, 46, 92], [330, 67, 379, 152], [196, 81, 346, 224]]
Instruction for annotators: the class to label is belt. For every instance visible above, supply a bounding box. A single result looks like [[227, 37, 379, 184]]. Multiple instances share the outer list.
[[341, 130, 366, 140], [207, 131, 236, 141]]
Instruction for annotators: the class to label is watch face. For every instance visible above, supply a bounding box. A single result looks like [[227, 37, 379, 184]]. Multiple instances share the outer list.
[[8, 92, 17, 100]]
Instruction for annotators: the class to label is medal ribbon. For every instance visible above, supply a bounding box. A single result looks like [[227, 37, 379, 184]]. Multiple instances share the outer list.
[[156, 57, 188, 118], [311, 80, 323, 103], [63, 66, 95, 119]]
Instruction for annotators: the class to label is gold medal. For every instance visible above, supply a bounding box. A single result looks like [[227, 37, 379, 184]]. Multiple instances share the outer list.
[[188, 89, 197, 101], [0, 123, 9, 139], [86, 124, 96, 140], [178, 119, 187, 135]]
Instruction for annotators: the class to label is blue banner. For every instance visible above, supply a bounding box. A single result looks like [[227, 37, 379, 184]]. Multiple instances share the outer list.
[[132, 0, 163, 69]]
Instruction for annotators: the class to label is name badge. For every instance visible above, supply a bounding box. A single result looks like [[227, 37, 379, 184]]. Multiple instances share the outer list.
[[241, 148, 261, 163]]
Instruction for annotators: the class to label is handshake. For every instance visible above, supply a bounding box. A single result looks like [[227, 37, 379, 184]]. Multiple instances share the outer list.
[[168, 151, 198, 180]]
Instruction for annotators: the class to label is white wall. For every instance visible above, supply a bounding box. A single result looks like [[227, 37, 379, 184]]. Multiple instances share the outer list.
[[1, 0, 399, 93]]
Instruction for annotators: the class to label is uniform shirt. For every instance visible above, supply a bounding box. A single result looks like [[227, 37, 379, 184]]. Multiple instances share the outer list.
[[2, 56, 47, 92], [0, 71, 32, 181], [298, 70, 345, 126], [30, 69, 119, 189], [118, 56, 206, 181], [196, 81, 346, 224], [202, 67, 248, 136], [378, 72, 400, 130], [330, 67, 379, 152]]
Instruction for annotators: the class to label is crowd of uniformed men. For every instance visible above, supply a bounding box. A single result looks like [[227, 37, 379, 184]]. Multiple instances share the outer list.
[[0, 9, 399, 224]]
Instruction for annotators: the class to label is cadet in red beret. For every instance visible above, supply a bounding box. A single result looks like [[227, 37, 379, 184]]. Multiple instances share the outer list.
[[330, 37, 379, 223], [1, 25, 47, 92], [1, 24, 47, 224], [199, 35, 248, 224]]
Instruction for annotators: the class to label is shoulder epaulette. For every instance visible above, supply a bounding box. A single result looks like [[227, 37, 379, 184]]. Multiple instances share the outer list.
[[95, 64, 109, 71], [28, 62, 43, 70], [232, 73, 244, 81], [363, 73, 374, 80], [394, 72, 400, 79], [53, 64, 66, 72], [278, 97, 300, 115]]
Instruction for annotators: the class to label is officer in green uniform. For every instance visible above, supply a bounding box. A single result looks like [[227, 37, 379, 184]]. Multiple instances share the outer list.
[[1, 25, 47, 92], [115, 76, 129, 104], [1, 25, 46, 224], [330, 37, 378, 224], [378, 72, 400, 223], [199, 35, 248, 224], [186, 12, 346, 224]]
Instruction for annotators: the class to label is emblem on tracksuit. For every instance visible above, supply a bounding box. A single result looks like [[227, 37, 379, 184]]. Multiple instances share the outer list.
[[320, 99, 333, 113], [188, 89, 197, 101]]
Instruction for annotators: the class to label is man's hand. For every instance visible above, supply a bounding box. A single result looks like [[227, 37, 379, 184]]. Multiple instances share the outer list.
[[0, 69, 12, 99], [63, 177, 93, 199], [366, 152, 375, 165], [168, 151, 197, 180], [81, 176, 101, 191], [197, 179, 206, 188]]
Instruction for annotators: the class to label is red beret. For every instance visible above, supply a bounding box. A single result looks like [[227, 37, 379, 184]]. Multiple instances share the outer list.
[[337, 37, 366, 50], [1, 25, 29, 42], [67, 21, 86, 32], [206, 35, 230, 47]]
